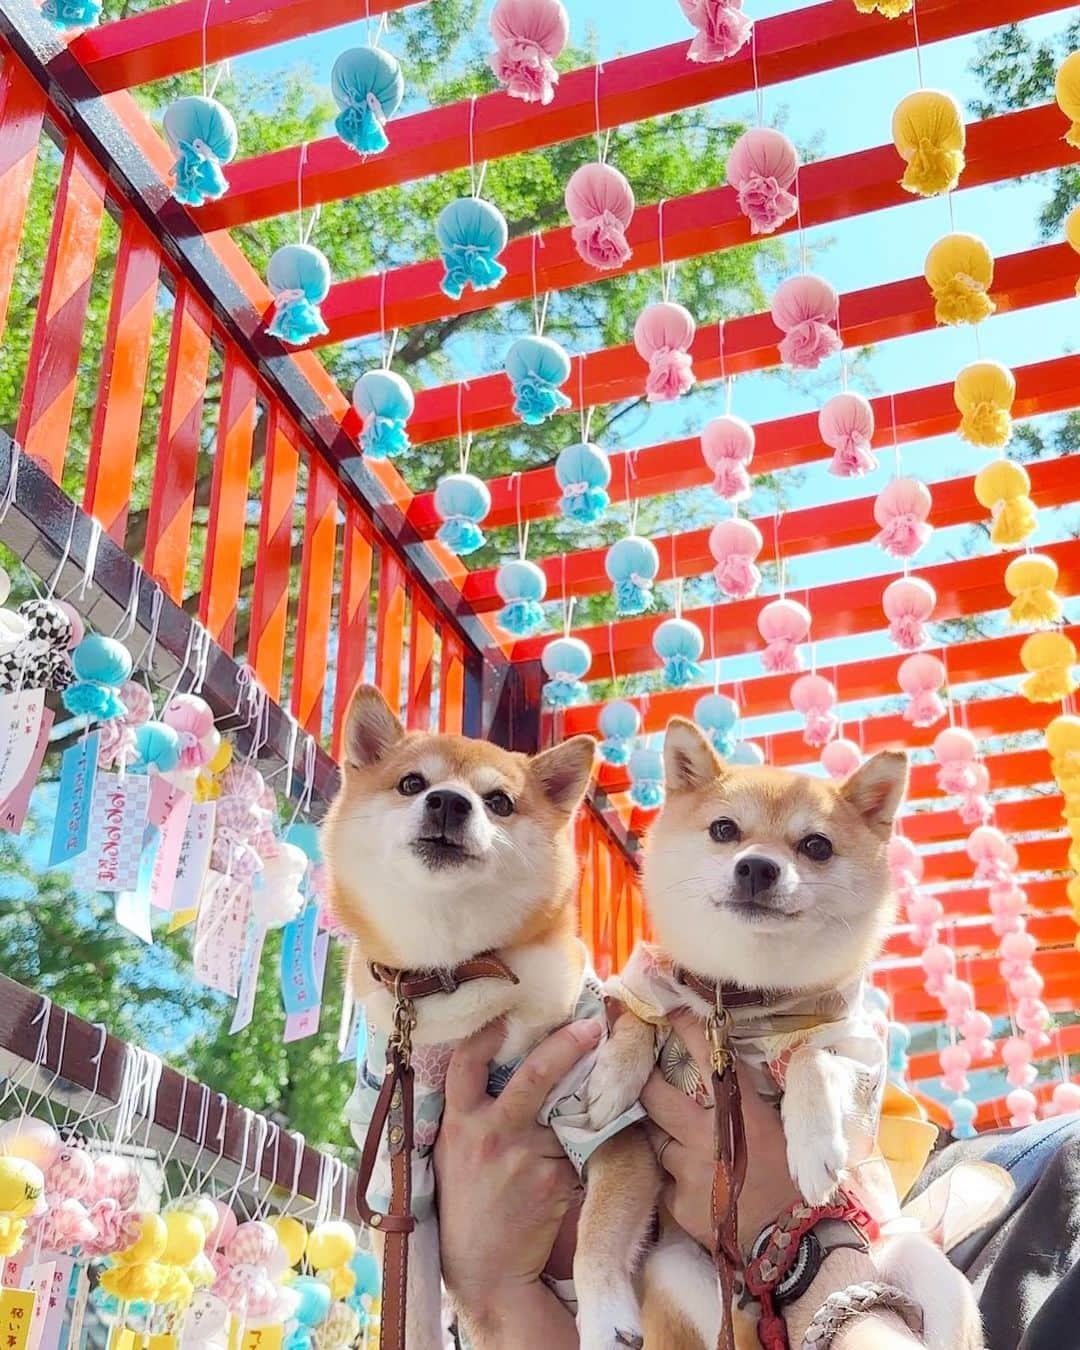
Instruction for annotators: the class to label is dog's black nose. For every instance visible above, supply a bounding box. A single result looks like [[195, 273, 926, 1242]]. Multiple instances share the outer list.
[[734, 855, 780, 898], [423, 789, 472, 834]]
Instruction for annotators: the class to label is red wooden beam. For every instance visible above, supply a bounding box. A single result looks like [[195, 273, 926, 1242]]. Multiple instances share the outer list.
[[408, 354, 1080, 537], [513, 538, 1080, 674], [596, 687, 1067, 792], [886, 909, 1074, 963], [563, 629, 1079, 741], [466, 453, 1080, 612], [901, 794, 1064, 849], [333, 508, 374, 761], [318, 103, 1070, 345], [71, 0, 423, 93], [933, 877, 1066, 922], [399, 244, 1079, 445], [248, 408, 300, 703], [0, 57, 47, 348], [292, 459, 339, 736], [194, 0, 1077, 229]]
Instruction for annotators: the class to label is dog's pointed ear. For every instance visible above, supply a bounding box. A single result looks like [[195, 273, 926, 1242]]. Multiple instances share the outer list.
[[530, 736, 596, 813], [840, 750, 908, 835], [343, 684, 405, 768], [664, 718, 722, 792]]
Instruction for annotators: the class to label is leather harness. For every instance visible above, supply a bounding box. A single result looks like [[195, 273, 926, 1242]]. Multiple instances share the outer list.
[[354, 951, 519, 1350]]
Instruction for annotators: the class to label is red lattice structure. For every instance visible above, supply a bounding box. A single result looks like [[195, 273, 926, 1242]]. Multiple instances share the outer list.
[[1, 0, 1079, 1132]]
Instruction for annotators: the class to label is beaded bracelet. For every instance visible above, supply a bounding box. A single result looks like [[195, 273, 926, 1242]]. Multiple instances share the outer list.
[[801, 1281, 924, 1348]]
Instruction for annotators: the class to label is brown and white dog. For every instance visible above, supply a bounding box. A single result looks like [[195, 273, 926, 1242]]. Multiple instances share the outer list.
[[585, 719, 987, 1350], [323, 686, 658, 1349]]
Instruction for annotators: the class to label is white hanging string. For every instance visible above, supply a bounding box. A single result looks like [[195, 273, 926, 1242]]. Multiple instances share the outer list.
[[625, 449, 640, 536], [593, 62, 611, 163], [578, 355, 594, 442], [560, 554, 575, 637], [77, 518, 103, 602], [657, 198, 674, 301], [773, 511, 785, 599], [111, 564, 143, 641], [467, 95, 488, 198], [0, 440, 20, 522], [710, 603, 720, 693], [510, 472, 529, 560], [457, 378, 473, 475], [46, 506, 78, 598], [286, 733, 317, 826], [750, 26, 764, 127], [530, 233, 549, 335], [201, 0, 213, 98], [911, 0, 925, 88], [378, 272, 399, 370]]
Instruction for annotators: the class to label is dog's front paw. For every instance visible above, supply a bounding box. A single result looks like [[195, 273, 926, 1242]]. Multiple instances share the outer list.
[[585, 1053, 640, 1131], [786, 1125, 848, 1206], [577, 1305, 643, 1350]]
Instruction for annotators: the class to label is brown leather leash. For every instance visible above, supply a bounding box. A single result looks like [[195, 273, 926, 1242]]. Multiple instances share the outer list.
[[354, 952, 519, 1350]]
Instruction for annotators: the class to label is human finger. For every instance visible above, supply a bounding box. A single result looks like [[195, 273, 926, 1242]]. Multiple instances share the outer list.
[[443, 1016, 507, 1113], [640, 1067, 705, 1146], [645, 1121, 686, 1177], [496, 1019, 602, 1128]]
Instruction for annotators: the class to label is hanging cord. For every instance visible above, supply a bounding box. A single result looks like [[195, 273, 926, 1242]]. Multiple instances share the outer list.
[[911, 0, 925, 88], [531, 233, 549, 335], [890, 391, 902, 479], [560, 554, 576, 637], [456, 378, 474, 475], [45, 505, 78, 599], [296, 143, 321, 245], [625, 449, 640, 536], [773, 510, 785, 598], [657, 198, 674, 301], [578, 354, 594, 442], [467, 95, 488, 198], [510, 471, 529, 560], [593, 62, 611, 163], [378, 272, 399, 370], [286, 734, 318, 827], [0, 439, 19, 523], [710, 603, 721, 693], [607, 619, 620, 694], [750, 25, 764, 127], [111, 564, 143, 642]]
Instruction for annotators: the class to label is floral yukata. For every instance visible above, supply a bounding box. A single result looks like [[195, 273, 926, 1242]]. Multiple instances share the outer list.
[[345, 943, 647, 1225], [609, 943, 937, 1222]]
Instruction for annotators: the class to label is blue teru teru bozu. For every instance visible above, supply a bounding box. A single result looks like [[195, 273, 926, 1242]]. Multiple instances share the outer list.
[[162, 96, 239, 208], [629, 745, 665, 810], [729, 739, 765, 766], [495, 559, 548, 636], [434, 473, 491, 556], [598, 699, 642, 766], [694, 691, 739, 759], [436, 198, 509, 301], [352, 369, 415, 459], [266, 244, 331, 347], [504, 335, 573, 426], [555, 441, 611, 525], [41, 0, 100, 28], [653, 617, 705, 689], [605, 535, 660, 616], [331, 46, 404, 156], [541, 636, 592, 708]]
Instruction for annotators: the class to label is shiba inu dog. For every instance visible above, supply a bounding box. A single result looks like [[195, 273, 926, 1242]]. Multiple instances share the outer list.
[[323, 685, 658, 1350], [587, 718, 986, 1350]]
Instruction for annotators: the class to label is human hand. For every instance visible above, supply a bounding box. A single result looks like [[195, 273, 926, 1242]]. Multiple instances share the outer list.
[[641, 1008, 798, 1251], [434, 1015, 601, 1331]]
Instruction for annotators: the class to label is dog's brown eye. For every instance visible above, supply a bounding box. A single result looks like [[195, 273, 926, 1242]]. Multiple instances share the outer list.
[[484, 791, 514, 818], [398, 773, 426, 796], [799, 834, 833, 863], [709, 817, 740, 844]]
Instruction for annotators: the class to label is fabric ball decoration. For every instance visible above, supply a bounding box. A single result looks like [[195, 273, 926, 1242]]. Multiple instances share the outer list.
[[729, 740, 765, 766], [606, 536, 660, 616], [1004, 554, 1062, 628], [709, 517, 762, 600], [819, 391, 876, 478], [1020, 631, 1078, 704], [63, 635, 132, 721], [495, 559, 547, 637], [505, 335, 572, 425], [701, 415, 755, 502], [352, 370, 414, 460], [1006, 1087, 1039, 1130], [0, 599, 74, 694], [1067, 205, 1080, 295], [256, 843, 308, 928], [0, 1157, 45, 1257], [434, 474, 491, 556], [887, 1021, 911, 1079], [1056, 50, 1080, 148], [161, 693, 219, 772], [725, 128, 799, 236], [629, 746, 665, 811], [268, 1216, 307, 1268], [694, 692, 739, 758], [435, 198, 509, 300], [266, 244, 331, 346], [41, 0, 101, 28], [653, 617, 705, 688], [0, 1120, 60, 1171], [853, 0, 911, 17], [898, 653, 946, 728], [1045, 1081, 1080, 1117], [131, 722, 182, 775], [163, 97, 238, 209], [820, 739, 864, 783], [331, 46, 404, 155], [757, 598, 811, 674], [790, 673, 839, 748], [948, 1096, 977, 1140], [954, 359, 1015, 449], [873, 477, 933, 559], [488, 0, 569, 105], [924, 233, 995, 326], [973, 459, 1037, 548], [891, 89, 966, 196], [883, 576, 936, 650], [541, 637, 591, 708], [598, 700, 641, 766], [771, 275, 842, 372], [633, 302, 696, 402], [565, 162, 635, 270], [555, 441, 611, 524], [678, 0, 753, 61]]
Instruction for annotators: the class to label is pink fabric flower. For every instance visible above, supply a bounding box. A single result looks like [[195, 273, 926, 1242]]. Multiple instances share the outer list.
[[680, 0, 753, 62], [820, 392, 877, 477], [758, 598, 811, 673], [772, 275, 841, 372], [780, 320, 842, 371], [790, 674, 838, 748], [709, 518, 763, 600], [712, 554, 761, 599], [35, 1199, 96, 1252], [873, 478, 933, 559], [565, 162, 635, 270], [488, 0, 569, 104], [882, 576, 935, 651], [571, 213, 632, 268], [829, 438, 877, 477], [644, 348, 695, 402], [701, 415, 754, 502], [737, 176, 798, 234], [898, 650, 946, 728], [82, 1198, 141, 1257], [821, 738, 861, 780]]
